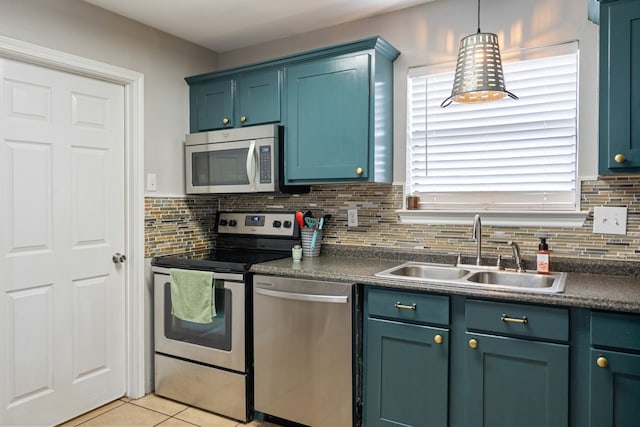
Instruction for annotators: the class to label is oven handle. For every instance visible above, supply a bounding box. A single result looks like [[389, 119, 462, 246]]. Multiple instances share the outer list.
[[255, 287, 349, 304], [246, 140, 256, 191]]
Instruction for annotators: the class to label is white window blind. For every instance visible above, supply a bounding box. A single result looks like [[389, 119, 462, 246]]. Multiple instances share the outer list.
[[407, 43, 579, 211]]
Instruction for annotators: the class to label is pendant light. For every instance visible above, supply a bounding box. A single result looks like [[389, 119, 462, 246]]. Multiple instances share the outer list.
[[441, 0, 517, 107]]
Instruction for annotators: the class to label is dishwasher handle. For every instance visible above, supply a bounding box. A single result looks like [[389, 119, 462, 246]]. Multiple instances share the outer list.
[[255, 287, 349, 304]]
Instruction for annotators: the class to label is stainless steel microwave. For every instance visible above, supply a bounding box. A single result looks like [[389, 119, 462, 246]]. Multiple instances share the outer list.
[[185, 125, 308, 194]]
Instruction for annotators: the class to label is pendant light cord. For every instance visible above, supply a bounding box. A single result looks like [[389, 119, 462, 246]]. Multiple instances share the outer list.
[[476, 0, 481, 33]]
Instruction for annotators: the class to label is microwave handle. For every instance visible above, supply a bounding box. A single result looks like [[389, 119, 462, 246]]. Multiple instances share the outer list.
[[246, 140, 256, 191]]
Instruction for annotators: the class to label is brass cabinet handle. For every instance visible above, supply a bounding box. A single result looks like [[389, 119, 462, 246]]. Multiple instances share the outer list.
[[394, 301, 417, 310], [356, 167, 363, 175], [434, 334, 443, 344], [222, 117, 230, 125], [501, 314, 528, 324], [469, 338, 478, 349], [614, 153, 626, 163], [596, 356, 609, 368], [240, 115, 247, 122]]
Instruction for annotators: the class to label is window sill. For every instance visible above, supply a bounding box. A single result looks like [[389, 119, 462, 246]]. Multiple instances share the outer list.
[[397, 210, 589, 228]]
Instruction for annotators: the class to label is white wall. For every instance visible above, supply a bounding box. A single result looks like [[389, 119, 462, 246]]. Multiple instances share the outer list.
[[219, 0, 599, 182], [0, 0, 219, 196]]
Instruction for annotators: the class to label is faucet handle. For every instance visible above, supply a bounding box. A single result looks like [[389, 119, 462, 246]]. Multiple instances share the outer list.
[[456, 253, 462, 266], [496, 254, 503, 269]]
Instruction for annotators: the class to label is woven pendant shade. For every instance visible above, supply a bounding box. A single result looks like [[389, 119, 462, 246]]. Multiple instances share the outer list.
[[441, 1, 517, 107]]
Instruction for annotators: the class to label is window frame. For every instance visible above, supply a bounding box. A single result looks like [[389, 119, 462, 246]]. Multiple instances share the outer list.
[[402, 42, 588, 227]]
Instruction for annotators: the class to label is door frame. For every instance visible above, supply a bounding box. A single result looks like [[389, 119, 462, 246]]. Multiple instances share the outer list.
[[0, 35, 146, 398]]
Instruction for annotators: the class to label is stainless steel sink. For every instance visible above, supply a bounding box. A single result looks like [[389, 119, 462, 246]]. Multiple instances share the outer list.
[[382, 264, 470, 281], [466, 271, 556, 288], [375, 262, 567, 293]]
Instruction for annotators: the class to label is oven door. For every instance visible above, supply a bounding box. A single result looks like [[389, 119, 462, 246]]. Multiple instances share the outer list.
[[185, 138, 275, 194], [153, 270, 246, 373]]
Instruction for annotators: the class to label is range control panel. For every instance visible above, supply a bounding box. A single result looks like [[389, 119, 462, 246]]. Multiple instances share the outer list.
[[217, 212, 297, 237]]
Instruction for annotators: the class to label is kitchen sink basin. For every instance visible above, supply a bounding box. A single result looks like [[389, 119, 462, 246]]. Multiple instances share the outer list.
[[466, 270, 556, 288], [375, 262, 567, 293], [383, 264, 470, 281]]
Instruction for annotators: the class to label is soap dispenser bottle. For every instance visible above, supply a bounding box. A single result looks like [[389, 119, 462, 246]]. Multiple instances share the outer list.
[[536, 237, 550, 274]]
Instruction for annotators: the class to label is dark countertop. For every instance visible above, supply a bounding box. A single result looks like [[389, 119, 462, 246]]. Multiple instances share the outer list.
[[251, 254, 640, 314]]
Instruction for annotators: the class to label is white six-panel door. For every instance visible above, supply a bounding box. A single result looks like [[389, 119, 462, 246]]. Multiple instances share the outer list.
[[0, 57, 126, 426]]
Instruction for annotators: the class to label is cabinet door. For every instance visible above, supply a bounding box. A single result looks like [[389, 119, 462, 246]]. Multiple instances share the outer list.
[[465, 333, 568, 427], [365, 318, 448, 427], [192, 79, 234, 131], [599, 0, 640, 173], [286, 54, 370, 182], [589, 349, 640, 427], [237, 68, 281, 126]]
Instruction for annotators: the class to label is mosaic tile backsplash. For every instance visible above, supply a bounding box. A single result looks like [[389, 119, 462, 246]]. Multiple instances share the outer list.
[[145, 177, 639, 262]]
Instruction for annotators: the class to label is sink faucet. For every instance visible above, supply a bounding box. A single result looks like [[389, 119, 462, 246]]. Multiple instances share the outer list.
[[508, 241, 526, 272], [472, 214, 481, 266]]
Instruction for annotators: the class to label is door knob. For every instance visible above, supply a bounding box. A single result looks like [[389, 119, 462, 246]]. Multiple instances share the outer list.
[[614, 153, 625, 163], [112, 253, 127, 264], [222, 117, 229, 125], [240, 116, 247, 122], [468, 338, 478, 349], [356, 167, 363, 175], [434, 334, 443, 344]]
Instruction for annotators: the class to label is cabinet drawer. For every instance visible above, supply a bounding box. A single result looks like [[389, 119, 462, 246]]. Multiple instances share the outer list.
[[591, 311, 640, 351], [367, 288, 449, 325], [466, 299, 569, 342]]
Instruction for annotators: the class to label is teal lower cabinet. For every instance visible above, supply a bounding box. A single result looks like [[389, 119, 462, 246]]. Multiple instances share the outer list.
[[364, 288, 450, 427], [364, 289, 640, 427], [366, 318, 449, 426], [465, 333, 569, 427], [589, 311, 640, 427]]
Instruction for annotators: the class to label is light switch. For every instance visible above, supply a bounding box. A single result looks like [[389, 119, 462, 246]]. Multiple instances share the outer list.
[[146, 173, 157, 192], [347, 208, 358, 227], [593, 206, 627, 235]]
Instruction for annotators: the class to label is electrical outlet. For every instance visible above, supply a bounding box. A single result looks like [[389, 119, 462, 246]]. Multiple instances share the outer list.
[[593, 206, 627, 235], [146, 173, 157, 191], [347, 208, 358, 227]]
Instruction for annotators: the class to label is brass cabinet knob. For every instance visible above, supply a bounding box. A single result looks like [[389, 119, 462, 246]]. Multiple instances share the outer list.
[[614, 153, 626, 163], [434, 334, 443, 344], [468, 338, 478, 349], [356, 167, 363, 175], [222, 117, 229, 125], [596, 356, 609, 368], [240, 116, 247, 123]]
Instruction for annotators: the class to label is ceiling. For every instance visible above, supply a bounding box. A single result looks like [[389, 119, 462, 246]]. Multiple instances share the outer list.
[[82, 0, 434, 53]]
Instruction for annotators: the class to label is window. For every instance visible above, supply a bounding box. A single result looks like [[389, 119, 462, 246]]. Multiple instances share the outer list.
[[407, 43, 579, 212]]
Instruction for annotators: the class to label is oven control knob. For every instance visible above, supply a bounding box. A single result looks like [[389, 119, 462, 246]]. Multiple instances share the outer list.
[[219, 219, 228, 226], [283, 220, 292, 228], [272, 220, 282, 228], [228, 219, 237, 227]]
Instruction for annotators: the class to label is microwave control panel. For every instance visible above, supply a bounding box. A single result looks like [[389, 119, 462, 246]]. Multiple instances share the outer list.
[[259, 145, 272, 184]]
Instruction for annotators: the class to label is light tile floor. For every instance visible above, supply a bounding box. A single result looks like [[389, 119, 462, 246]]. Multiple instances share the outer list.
[[58, 394, 282, 427]]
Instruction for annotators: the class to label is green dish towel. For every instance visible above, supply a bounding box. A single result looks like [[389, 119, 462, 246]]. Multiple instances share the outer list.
[[170, 268, 216, 324]]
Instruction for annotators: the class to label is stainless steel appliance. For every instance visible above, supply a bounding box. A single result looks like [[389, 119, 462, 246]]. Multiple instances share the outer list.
[[151, 212, 301, 422], [185, 124, 308, 194], [253, 275, 355, 427]]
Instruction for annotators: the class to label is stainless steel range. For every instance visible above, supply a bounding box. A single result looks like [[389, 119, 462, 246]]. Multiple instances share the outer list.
[[150, 211, 300, 422]]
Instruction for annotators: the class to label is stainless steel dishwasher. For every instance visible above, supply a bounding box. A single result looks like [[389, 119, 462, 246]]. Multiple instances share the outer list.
[[253, 275, 354, 427]]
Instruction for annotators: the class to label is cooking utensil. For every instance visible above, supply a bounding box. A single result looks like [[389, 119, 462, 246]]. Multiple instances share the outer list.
[[305, 217, 319, 228], [295, 211, 305, 228]]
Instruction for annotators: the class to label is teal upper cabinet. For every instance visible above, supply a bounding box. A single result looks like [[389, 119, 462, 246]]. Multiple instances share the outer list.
[[599, 0, 640, 173], [187, 67, 281, 132], [285, 38, 399, 184], [185, 37, 399, 181], [236, 68, 281, 127], [589, 311, 640, 427]]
